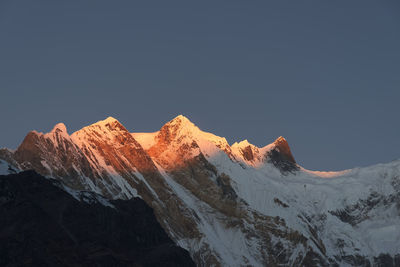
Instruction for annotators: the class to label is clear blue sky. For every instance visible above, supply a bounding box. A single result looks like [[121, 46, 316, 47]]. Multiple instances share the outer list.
[[1, 1, 399, 171]]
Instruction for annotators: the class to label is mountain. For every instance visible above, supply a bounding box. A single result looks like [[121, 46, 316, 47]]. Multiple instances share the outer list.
[[1, 115, 400, 266], [0, 170, 195, 267]]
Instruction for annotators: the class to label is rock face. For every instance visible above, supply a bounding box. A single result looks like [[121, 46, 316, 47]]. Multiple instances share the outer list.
[[0, 171, 195, 267], [1, 115, 400, 266], [267, 136, 299, 174]]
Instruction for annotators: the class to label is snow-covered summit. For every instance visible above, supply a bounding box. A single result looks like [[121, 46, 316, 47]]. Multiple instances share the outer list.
[[71, 116, 130, 148], [92, 116, 121, 127], [160, 115, 207, 140], [132, 116, 298, 172], [230, 136, 296, 169], [166, 115, 197, 129], [73, 116, 125, 133], [140, 115, 233, 168], [231, 139, 266, 166], [231, 139, 252, 148]]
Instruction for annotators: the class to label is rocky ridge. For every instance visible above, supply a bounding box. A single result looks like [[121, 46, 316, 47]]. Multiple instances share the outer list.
[[1, 115, 399, 266]]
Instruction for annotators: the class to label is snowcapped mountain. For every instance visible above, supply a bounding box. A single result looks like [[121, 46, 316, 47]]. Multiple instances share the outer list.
[[1, 115, 399, 266]]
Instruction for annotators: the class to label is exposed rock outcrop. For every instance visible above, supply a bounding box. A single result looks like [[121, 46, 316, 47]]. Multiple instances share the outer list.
[[267, 136, 299, 174]]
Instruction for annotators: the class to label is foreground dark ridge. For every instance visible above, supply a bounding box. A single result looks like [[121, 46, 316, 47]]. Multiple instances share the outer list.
[[0, 171, 195, 267]]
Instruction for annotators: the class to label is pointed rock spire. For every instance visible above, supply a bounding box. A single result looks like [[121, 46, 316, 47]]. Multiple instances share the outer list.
[[267, 136, 299, 174], [272, 136, 296, 164]]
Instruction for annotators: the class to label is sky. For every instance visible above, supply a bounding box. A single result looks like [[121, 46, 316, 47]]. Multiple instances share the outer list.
[[0, 1, 399, 171]]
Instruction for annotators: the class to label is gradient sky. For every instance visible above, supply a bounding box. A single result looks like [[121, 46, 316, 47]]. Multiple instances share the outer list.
[[1, 1, 399, 171]]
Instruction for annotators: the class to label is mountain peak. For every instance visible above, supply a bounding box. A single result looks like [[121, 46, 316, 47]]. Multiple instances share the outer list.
[[272, 136, 295, 162], [148, 115, 231, 163], [70, 117, 128, 142], [95, 116, 120, 125], [44, 122, 69, 140], [168, 115, 195, 127], [238, 139, 250, 146], [51, 123, 68, 134], [161, 115, 199, 136], [267, 136, 298, 173], [273, 136, 288, 146], [233, 139, 256, 148], [174, 114, 189, 121], [87, 116, 126, 131]]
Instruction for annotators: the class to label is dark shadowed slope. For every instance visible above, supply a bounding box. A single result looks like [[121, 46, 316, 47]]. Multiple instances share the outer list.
[[0, 171, 195, 267]]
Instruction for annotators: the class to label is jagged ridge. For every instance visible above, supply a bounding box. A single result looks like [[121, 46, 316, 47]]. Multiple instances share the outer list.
[[1, 115, 400, 266]]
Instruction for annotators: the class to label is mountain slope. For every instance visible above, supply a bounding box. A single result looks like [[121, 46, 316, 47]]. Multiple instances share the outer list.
[[0, 170, 194, 267], [1, 115, 400, 266]]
